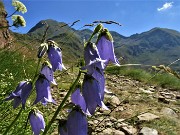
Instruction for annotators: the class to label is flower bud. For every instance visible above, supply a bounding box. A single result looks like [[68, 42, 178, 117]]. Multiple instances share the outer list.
[[93, 23, 103, 35], [37, 43, 48, 58]]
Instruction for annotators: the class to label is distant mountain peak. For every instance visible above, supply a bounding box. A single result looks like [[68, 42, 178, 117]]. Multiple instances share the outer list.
[[28, 19, 68, 33]]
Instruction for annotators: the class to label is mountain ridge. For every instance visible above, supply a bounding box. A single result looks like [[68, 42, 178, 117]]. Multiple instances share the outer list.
[[15, 19, 180, 70]]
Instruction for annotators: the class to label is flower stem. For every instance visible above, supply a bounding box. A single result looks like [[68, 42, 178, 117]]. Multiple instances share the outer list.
[[42, 70, 82, 135], [3, 108, 23, 135], [32, 58, 41, 83]]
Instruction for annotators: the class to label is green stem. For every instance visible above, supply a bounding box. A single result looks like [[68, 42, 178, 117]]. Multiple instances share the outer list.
[[42, 70, 82, 135], [32, 58, 41, 83], [3, 108, 23, 135], [88, 33, 94, 43]]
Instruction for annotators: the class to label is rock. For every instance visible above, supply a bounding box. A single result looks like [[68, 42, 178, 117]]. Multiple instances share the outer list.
[[110, 116, 117, 122], [139, 127, 158, 135], [137, 113, 159, 121], [160, 107, 178, 118], [113, 130, 125, 135], [102, 128, 113, 135], [105, 122, 112, 127], [160, 92, 176, 99], [120, 125, 137, 135], [158, 96, 170, 104], [139, 88, 154, 94], [110, 96, 120, 106], [93, 120, 99, 124], [115, 106, 124, 112], [176, 95, 180, 99]]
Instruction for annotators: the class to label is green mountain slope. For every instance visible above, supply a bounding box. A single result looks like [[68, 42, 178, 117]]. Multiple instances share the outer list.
[[16, 19, 180, 70]]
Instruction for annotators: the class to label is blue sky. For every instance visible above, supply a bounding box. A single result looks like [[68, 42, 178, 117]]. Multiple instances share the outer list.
[[3, 0, 180, 36]]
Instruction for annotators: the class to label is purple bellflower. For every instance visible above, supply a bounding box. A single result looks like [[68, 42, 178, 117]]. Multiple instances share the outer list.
[[5, 81, 32, 109], [82, 74, 108, 115], [71, 88, 87, 113], [29, 110, 45, 135], [84, 42, 105, 70], [67, 109, 88, 135], [97, 36, 120, 66], [47, 40, 65, 72], [58, 119, 68, 135], [40, 61, 57, 85], [34, 75, 55, 105]]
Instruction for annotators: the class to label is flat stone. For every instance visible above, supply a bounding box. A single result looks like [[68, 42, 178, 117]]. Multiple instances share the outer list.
[[113, 130, 125, 135], [176, 95, 180, 99], [138, 113, 159, 121], [111, 96, 120, 106], [139, 127, 158, 135], [158, 96, 170, 104], [103, 128, 113, 135], [160, 107, 178, 118], [120, 125, 137, 135], [139, 88, 154, 94]]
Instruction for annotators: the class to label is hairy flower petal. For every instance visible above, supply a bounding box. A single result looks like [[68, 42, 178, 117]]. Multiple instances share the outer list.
[[48, 45, 65, 72], [67, 110, 88, 135], [71, 88, 86, 113], [97, 36, 120, 66], [41, 65, 57, 85], [82, 75, 108, 115], [29, 111, 45, 135], [5, 81, 32, 109], [34, 76, 55, 105]]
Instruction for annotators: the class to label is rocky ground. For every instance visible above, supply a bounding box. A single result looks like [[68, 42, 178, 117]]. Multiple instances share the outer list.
[[51, 73, 180, 135], [87, 74, 180, 135]]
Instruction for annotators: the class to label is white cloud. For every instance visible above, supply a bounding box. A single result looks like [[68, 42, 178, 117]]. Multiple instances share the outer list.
[[157, 2, 174, 11]]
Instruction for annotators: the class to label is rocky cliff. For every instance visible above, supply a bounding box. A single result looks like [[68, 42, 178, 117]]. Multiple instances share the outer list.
[[0, 1, 12, 49]]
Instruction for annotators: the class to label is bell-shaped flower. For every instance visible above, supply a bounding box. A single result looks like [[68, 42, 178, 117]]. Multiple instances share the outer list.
[[96, 35, 120, 66], [67, 109, 88, 135], [34, 75, 55, 105], [83, 64, 106, 100], [29, 110, 45, 135], [58, 119, 68, 135], [40, 61, 57, 85], [82, 74, 108, 115], [5, 81, 32, 109], [84, 42, 105, 70], [71, 88, 86, 113], [47, 40, 65, 71]]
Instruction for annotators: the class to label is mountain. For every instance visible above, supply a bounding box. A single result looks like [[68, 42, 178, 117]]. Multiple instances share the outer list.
[[15, 19, 180, 70], [27, 19, 84, 63], [114, 27, 180, 70]]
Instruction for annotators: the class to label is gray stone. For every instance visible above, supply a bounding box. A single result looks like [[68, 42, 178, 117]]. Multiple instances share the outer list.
[[120, 125, 137, 135], [158, 96, 170, 104], [176, 95, 180, 99], [138, 113, 159, 121], [139, 88, 154, 94], [113, 130, 125, 135], [139, 127, 158, 135], [160, 107, 178, 118], [105, 122, 112, 127], [111, 96, 120, 106], [103, 128, 113, 135]]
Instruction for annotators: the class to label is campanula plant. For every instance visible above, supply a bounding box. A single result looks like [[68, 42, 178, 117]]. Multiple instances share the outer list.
[[34, 74, 55, 105], [96, 29, 120, 67], [3, 22, 119, 135], [40, 61, 57, 85], [5, 81, 32, 109], [47, 40, 66, 72], [29, 110, 45, 135]]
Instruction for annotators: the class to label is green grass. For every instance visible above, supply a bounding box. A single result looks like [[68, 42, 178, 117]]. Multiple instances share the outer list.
[[106, 66, 180, 90], [142, 117, 180, 135]]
